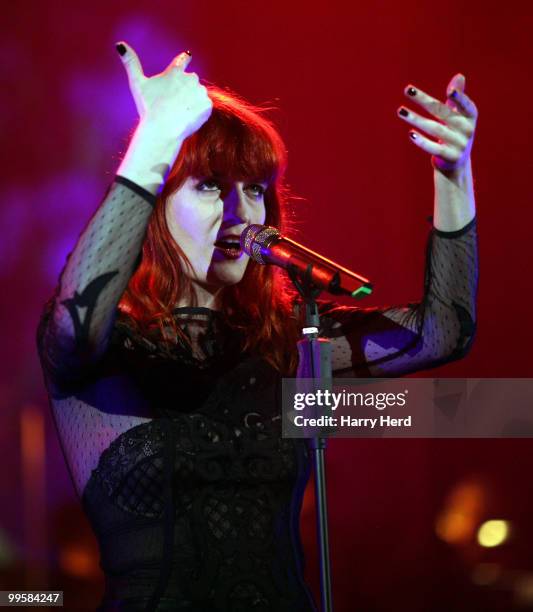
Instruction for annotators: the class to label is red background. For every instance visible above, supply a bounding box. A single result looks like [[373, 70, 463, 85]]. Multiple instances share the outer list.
[[1, 1, 532, 610]]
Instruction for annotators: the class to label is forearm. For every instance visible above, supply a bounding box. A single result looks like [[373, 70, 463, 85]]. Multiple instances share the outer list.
[[432, 156, 476, 232]]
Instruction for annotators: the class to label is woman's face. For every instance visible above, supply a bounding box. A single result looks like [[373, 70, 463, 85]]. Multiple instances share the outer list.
[[166, 176, 268, 292]]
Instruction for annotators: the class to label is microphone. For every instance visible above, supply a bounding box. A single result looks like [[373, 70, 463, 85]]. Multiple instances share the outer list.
[[240, 224, 373, 299]]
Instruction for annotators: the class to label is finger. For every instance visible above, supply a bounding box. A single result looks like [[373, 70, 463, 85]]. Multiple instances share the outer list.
[[447, 88, 478, 120], [404, 84, 453, 122], [115, 41, 145, 85], [444, 73, 465, 112], [446, 73, 466, 97], [397, 106, 467, 149], [167, 50, 193, 73], [408, 129, 459, 160]]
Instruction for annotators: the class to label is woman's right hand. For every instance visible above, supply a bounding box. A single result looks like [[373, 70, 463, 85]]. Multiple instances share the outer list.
[[116, 41, 213, 142]]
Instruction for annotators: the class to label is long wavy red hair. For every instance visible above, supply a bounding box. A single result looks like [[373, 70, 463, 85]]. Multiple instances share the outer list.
[[118, 86, 300, 375]]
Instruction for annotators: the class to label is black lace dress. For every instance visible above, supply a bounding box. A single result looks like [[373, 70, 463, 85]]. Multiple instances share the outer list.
[[37, 177, 478, 611]]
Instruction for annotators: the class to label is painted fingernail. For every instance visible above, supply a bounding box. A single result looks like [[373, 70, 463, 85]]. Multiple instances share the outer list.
[[407, 87, 417, 97], [409, 132, 418, 140], [115, 43, 126, 56], [398, 107, 409, 117], [185, 50, 192, 56]]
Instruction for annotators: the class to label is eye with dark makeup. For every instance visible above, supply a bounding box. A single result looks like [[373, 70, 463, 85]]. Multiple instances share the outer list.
[[195, 179, 267, 199], [245, 183, 267, 198], [195, 179, 221, 193]]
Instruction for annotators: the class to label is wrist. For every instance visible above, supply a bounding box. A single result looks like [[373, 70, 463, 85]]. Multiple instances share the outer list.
[[117, 121, 185, 195], [135, 117, 187, 149], [432, 156, 472, 187], [433, 157, 476, 232], [130, 119, 186, 166]]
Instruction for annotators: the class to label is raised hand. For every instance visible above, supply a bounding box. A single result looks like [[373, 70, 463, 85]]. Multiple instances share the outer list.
[[116, 41, 213, 142], [397, 73, 478, 174], [114, 42, 213, 193]]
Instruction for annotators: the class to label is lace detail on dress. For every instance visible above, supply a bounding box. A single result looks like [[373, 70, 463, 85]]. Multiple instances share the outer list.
[[83, 402, 311, 610], [115, 308, 231, 370], [90, 409, 297, 517]]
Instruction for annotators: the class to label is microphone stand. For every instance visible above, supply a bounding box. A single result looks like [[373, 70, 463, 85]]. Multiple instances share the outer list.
[[241, 222, 373, 611], [289, 267, 334, 612]]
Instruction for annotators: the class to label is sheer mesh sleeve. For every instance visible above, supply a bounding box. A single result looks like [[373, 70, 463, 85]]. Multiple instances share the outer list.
[[37, 176, 155, 388], [321, 217, 478, 377]]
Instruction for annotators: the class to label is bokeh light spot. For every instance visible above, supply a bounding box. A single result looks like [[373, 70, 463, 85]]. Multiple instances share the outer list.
[[477, 520, 510, 548]]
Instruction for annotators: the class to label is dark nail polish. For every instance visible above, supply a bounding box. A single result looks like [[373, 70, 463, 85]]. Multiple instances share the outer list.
[[407, 87, 417, 97], [409, 132, 417, 140], [399, 107, 409, 117], [185, 50, 192, 56], [116, 43, 126, 56]]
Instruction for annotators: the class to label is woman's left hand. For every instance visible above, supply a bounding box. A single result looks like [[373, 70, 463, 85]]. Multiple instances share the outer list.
[[397, 73, 478, 174]]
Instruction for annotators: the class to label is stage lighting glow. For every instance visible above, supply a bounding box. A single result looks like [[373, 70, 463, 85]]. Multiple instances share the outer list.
[[435, 511, 471, 543], [471, 562, 501, 586], [477, 520, 510, 548], [59, 544, 97, 578], [514, 574, 533, 606], [435, 481, 486, 545]]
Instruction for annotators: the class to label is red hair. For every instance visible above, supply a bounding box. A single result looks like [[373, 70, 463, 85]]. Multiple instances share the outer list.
[[118, 86, 300, 375]]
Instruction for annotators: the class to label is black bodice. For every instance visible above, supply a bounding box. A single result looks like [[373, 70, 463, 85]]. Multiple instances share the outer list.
[[80, 309, 316, 612]]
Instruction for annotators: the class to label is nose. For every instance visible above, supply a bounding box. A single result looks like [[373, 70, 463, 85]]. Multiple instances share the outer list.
[[221, 184, 251, 226]]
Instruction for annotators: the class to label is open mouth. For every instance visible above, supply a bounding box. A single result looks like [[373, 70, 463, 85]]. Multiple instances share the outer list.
[[214, 239, 243, 259]]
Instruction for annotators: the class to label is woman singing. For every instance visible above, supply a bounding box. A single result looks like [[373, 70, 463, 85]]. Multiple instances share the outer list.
[[37, 42, 478, 611]]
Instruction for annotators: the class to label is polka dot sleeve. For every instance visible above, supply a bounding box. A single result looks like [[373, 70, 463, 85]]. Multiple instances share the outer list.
[[37, 177, 155, 387], [320, 217, 478, 377]]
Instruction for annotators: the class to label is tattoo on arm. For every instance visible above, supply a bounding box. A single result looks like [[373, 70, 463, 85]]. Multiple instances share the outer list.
[[61, 271, 119, 346]]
